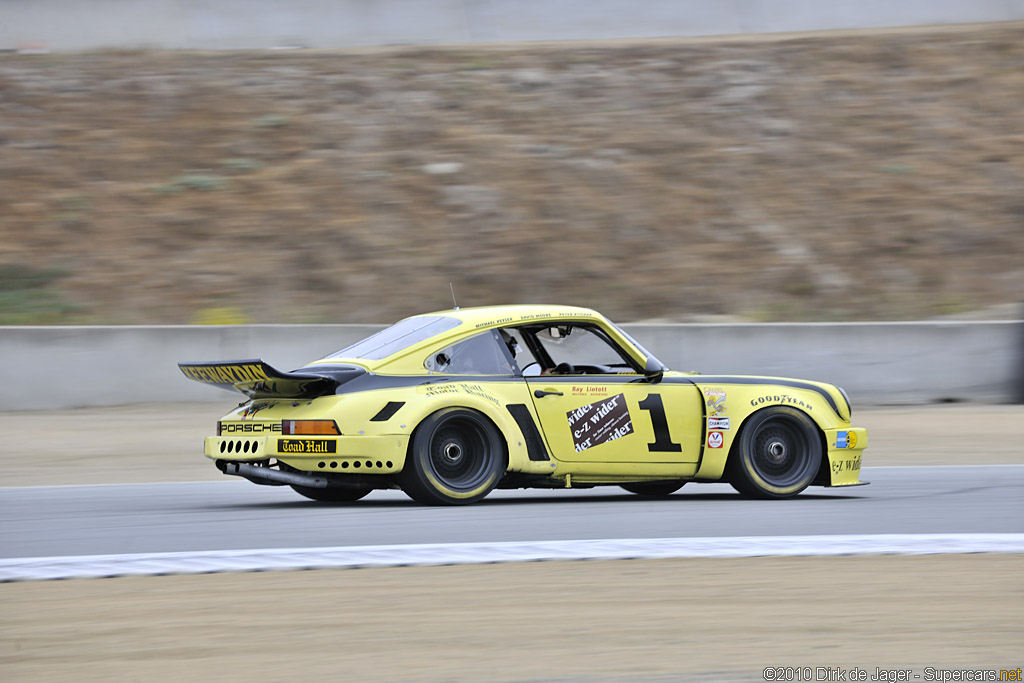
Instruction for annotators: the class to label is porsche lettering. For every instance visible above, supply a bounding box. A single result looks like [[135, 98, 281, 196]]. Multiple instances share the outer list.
[[221, 423, 281, 433]]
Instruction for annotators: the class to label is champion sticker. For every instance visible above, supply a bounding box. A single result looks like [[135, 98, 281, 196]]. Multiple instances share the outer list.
[[707, 431, 724, 449], [567, 393, 633, 453], [835, 430, 857, 449], [708, 416, 730, 431]]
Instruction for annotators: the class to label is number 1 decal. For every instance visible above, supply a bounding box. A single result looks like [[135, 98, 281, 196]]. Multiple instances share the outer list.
[[638, 394, 682, 452]]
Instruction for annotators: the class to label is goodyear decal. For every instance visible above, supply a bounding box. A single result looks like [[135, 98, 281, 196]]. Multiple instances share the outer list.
[[181, 363, 270, 385], [750, 394, 813, 411]]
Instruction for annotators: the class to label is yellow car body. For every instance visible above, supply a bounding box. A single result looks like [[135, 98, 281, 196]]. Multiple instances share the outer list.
[[180, 304, 867, 504]]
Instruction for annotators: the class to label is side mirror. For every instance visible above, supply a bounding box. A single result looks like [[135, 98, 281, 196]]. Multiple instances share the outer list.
[[644, 356, 664, 381]]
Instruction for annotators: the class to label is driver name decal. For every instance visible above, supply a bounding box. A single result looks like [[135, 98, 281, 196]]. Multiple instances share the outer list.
[[566, 393, 633, 452]]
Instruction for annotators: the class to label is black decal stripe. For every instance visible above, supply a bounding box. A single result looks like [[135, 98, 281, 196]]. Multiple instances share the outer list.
[[370, 401, 405, 422], [662, 376, 841, 417], [506, 404, 550, 462]]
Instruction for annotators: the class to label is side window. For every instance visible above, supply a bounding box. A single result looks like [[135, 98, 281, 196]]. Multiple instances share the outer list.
[[424, 331, 516, 376], [501, 328, 542, 376], [534, 325, 636, 371]]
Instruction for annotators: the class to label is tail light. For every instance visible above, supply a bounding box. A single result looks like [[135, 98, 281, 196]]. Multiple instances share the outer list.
[[282, 420, 342, 435], [217, 421, 222, 436]]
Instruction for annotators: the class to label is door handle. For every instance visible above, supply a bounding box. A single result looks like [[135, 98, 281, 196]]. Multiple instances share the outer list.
[[534, 389, 563, 398]]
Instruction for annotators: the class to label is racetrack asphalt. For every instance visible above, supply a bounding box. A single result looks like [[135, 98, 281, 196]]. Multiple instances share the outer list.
[[2, 466, 1023, 559]]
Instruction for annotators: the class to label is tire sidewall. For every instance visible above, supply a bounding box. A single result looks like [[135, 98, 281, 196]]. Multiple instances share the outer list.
[[734, 406, 821, 498], [403, 407, 506, 505]]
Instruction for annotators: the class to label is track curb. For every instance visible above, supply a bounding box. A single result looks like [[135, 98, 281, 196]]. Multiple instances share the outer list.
[[2, 533, 1023, 582]]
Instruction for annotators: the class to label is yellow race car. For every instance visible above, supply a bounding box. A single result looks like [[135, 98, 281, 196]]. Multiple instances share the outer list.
[[180, 305, 867, 505]]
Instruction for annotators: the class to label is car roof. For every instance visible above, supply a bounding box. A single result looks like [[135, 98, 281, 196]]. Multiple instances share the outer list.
[[416, 304, 603, 330], [305, 304, 613, 373]]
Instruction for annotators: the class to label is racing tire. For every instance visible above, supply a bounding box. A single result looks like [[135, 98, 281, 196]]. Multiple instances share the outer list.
[[727, 406, 821, 499], [399, 408, 506, 506], [620, 481, 685, 497], [290, 484, 372, 502]]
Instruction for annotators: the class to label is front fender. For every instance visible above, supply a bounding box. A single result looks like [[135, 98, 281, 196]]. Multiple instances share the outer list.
[[692, 380, 853, 482]]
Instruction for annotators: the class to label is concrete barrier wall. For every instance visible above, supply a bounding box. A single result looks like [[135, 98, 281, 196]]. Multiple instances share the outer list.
[[1, 322, 1020, 410], [3, 0, 1023, 51]]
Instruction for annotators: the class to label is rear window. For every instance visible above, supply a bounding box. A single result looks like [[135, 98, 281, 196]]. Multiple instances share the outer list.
[[324, 316, 461, 361]]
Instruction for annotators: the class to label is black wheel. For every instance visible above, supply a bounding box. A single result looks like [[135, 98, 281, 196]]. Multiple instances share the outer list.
[[727, 407, 822, 499], [620, 481, 685, 497], [290, 484, 372, 502], [399, 408, 506, 505]]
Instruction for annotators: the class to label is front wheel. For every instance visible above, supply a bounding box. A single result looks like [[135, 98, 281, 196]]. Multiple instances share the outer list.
[[727, 407, 821, 499], [290, 484, 372, 502], [399, 408, 506, 505], [620, 481, 685, 497]]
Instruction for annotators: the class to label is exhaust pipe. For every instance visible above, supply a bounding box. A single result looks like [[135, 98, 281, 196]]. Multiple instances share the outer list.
[[217, 461, 329, 488]]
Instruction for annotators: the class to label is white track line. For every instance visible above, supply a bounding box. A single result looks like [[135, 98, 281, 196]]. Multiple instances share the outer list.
[[2, 534, 1022, 582]]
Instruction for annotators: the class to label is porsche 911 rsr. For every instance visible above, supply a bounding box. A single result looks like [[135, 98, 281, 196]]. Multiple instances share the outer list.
[[180, 304, 867, 505]]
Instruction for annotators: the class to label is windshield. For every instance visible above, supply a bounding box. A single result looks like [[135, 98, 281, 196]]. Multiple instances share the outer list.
[[609, 322, 668, 371], [324, 316, 461, 361]]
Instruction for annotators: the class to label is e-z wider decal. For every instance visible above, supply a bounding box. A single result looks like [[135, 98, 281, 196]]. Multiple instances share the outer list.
[[567, 393, 633, 453]]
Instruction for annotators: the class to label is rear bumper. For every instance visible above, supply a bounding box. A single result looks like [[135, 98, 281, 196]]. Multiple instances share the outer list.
[[205, 434, 408, 474]]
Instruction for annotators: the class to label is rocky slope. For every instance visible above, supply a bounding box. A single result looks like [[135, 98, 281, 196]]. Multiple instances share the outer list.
[[1, 23, 1022, 324]]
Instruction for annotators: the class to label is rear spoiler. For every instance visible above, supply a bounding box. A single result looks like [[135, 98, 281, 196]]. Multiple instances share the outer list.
[[178, 359, 364, 399]]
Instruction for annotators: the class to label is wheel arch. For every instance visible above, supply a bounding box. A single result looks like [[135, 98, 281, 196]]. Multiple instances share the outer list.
[[402, 400, 513, 476], [723, 404, 826, 497], [725, 404, 827, 470]]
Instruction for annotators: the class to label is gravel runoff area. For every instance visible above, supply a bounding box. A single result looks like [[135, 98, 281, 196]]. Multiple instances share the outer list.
[[2, 403, 1021, 681]]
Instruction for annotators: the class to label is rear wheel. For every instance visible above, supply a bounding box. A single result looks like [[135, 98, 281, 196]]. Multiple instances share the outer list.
[[620, 481, 685, 497], [728, 407, 821, 499], [399, 408, 506, 505], [290, 484, 372, 502]]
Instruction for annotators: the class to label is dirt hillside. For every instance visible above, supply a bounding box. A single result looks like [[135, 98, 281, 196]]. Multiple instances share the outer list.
[[1, 23, 1022, 324]]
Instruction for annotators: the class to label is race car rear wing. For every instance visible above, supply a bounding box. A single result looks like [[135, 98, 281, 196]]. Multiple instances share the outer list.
[[178, 359, 364, 399]]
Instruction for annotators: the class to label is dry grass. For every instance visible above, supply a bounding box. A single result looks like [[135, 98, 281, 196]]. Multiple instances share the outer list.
[[1, 24, 1023, 324]]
